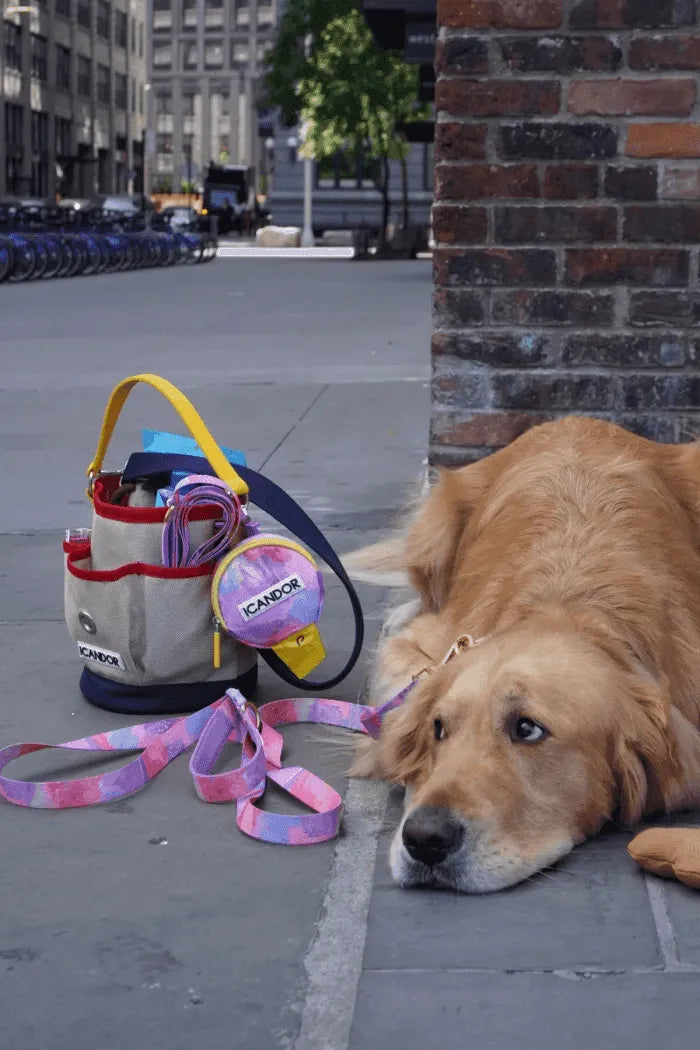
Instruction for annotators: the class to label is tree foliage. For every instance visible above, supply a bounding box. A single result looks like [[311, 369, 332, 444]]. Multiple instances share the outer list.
[[265, 0, 358, 126], [298, 9, 427, 240]]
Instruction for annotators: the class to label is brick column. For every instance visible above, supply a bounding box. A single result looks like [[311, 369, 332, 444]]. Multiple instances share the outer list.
[[432, 0, 700, 466]]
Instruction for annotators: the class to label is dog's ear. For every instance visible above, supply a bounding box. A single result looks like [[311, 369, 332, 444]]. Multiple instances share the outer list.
[[376, 680, 439, 786], [613, 676, 679, 824], [404, 459, 494, 611], [342, 453, 497, 602]]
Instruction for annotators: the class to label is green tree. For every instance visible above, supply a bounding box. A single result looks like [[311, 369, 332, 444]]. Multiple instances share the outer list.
[[298, 10, 426, 251], [265, 0, 357, 127]]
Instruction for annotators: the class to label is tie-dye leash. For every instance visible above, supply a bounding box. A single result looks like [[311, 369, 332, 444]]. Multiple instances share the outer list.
[[0, 683, 417, 845]]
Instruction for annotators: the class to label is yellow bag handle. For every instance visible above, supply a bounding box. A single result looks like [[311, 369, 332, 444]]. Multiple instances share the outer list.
[[86, 373, 249, 498]]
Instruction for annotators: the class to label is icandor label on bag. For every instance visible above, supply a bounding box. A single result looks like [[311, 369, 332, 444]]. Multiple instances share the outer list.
[[238, 574, 305, 622], [77, 642, 125, 670]]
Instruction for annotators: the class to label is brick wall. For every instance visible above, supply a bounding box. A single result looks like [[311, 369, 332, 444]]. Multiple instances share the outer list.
[[432, 0, 700, 465]]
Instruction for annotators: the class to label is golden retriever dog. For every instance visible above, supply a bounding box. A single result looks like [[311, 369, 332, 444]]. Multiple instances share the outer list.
[[348, 416, 700, 893]]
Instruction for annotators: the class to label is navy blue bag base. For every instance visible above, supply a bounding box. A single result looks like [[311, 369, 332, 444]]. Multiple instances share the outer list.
[[80, 663, 258, 716]]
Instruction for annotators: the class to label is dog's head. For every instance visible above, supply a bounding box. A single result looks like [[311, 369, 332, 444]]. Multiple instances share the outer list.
[[379, 622, 679, 893]]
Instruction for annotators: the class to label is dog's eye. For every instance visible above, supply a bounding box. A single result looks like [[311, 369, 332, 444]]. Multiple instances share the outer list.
[[511, 717, 548, 744], [433, 718, 446, 742]]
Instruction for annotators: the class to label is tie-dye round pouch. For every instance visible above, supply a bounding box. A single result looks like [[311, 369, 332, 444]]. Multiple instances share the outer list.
[[212, 534, 326, 679]]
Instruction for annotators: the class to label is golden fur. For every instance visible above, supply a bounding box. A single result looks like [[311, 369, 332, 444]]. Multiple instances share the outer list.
[[349, 417, 700, 892]]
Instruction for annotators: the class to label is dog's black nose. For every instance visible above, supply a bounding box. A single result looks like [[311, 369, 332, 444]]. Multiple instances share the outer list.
[[402, 807, 464, 867]]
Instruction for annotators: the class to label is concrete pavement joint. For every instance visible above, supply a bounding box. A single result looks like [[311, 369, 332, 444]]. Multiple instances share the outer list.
[[362, 965, 700, 977], [258, 385, 329, 473], [644, 874, 688, 972], [293, 778, 389, 1050]]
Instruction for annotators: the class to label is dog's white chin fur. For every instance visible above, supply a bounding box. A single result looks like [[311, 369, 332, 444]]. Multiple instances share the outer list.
[[389, 820, 575, 894]]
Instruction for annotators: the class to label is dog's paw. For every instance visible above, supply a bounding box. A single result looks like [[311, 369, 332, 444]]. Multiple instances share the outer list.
[[628, 827, 700, 890]]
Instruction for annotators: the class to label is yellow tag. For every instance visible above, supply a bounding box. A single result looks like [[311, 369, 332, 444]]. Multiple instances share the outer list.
[[272, 624, 325, 679]]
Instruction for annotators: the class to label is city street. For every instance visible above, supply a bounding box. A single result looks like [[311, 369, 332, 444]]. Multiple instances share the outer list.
[[1, 259, 699, 1050]]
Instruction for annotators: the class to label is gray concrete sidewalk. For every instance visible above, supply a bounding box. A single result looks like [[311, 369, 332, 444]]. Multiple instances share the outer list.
[[1, 259, 698, 1050]]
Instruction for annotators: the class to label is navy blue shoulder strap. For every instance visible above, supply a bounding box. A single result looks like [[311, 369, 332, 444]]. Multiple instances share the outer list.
[[121, 452, 364, 691]]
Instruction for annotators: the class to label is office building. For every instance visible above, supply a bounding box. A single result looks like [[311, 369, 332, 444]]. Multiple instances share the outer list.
[[0, 1, 149, 199], [147, 0, 278, 193]]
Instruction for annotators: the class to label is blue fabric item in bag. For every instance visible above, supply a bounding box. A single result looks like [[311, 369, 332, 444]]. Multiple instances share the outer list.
[[142, 429, 247, 466]]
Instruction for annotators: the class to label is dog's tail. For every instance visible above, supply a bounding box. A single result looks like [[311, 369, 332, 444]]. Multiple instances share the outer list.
[[340, 537, 409, 587]]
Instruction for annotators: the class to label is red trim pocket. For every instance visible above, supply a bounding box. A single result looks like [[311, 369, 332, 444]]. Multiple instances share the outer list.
[[93, 475, 223, 524], [66, 547, 215, 581]]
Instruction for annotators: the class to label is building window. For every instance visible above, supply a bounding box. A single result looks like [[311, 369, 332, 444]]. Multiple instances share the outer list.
[[77, 55, 91, 96], [97, 1, 111, 39], [181, 41, 198, 71], [205, 41, 223, 69], [55, 0, 72, 17], [4, 22, 22, 73], [139, 84, 144, 114], [183, 0, 197, 30], [97, 64, 111, 105], [130, 76, 136, 113], [258, 0, 274, 26], [234, 0, 250, 26], [155, 91, 172, 132], [231, 41, 248, 66], [153, 43, 172, 69], [131, 17, 137, 52], [153, 0, 172, 30], [77, 0, 90, 28], [115, 72, 128, 111], [55, 116, 72, 158], [317, 150, 376, 190], [115, 10, 128, 48], [31, 34, 48, 82], [5, 102, 23, 149], [56, 44, 71, 91], [205, 0, 224, 28], [139, 22, 144, 56], [31, 111, 48, 154]]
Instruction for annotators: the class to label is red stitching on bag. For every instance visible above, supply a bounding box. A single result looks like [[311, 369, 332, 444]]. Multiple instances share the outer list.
[[66, 547, 215, 581]]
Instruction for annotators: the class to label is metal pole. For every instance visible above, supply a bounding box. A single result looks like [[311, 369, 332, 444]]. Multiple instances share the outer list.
[[301, 150, 313, 247], [300, 34, 314, 248]]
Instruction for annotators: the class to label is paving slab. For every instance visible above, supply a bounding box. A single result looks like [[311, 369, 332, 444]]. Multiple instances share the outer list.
[[363, 793, 663, 973], [349, 971, 700, 1050]]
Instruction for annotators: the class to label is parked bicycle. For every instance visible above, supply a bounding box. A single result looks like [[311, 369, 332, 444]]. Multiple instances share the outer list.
[[0, 199, 218, 284]]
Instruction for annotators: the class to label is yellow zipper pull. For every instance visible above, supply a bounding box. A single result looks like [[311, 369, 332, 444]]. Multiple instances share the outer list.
[[213, 616, 222, 669]]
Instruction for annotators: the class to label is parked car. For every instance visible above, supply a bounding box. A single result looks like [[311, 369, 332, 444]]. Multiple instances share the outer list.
[[57, 198, 94, 212], [98, 194, 140, 215], [159, 206, 198, 231]]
